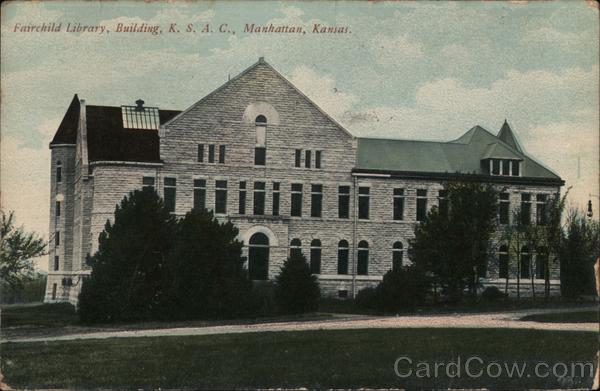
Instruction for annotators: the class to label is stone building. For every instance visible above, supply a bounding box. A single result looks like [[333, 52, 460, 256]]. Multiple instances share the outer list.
[[45, 58, 564, 304]]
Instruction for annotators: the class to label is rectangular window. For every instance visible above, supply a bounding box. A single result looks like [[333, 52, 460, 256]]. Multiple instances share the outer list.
[[393, 188, 405, 220], [272, 182, 280, 216], [215, 180, 228, 214], [438, 190, 448, 216], [502, 160, 510, 175], [315, 151, 322, 169], [311, 184, 323, 218], [164, 178, 176, 213], [521, 193, 531, 225], [56, 201, 61, 217], [338, 186, 350, 219], [142, 176, 155, 191], [295, 149, 302, 167], [499, 192, 510, 225], [291, 183, 303, 217], [416, 189, 427, 222], [305, 150, 311, 168], [54, 256, 59, 271], [492, 159, 500, 175], [499, 252, 509, 279], [358, 187, 370, 219], [193, 179, 206, 210], [238, 181, 247, 215], [536, 194, 547, 225], [208, 144, 215, 163], [56, 165, 62, 183], [55, 231, 60, 246], [197, 144, 204, 162], [219, 145, 226, 164], [512, 161, 520, 176], [254, 147, 266, 166], [52, 283, 57, 300], [253, 182, 266, 215]]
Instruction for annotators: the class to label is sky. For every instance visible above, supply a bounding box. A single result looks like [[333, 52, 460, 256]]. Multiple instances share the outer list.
[[1, 1, 598, 271]]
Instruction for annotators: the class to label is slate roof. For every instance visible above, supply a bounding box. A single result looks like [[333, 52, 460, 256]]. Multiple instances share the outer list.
[[50, 95, 180, 163], [355, 124, 561, 181]]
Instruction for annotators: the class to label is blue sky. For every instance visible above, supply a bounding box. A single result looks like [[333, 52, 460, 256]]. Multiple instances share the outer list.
[[1, 1, 598, 270]]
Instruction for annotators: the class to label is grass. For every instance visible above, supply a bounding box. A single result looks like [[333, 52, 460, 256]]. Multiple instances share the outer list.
[[0, 302, 78, 328], [2, 328, 596, 389], [521, 310, 599, 324]]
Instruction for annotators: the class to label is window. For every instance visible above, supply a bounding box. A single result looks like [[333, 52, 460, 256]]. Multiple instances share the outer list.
[[197, 144, 204, 162], [392, 241, 404, 271], [492, 159, 500, 175], [311, 184, 323, 218], [142, 176, 155, 191], [536, 247, 548, 279], [208, 144, 215, 163], [338, 186, 350, 219], [56, 161, 62, 183], [337, 240, 349, 275], [315, 151, 322, 169], [238, 181, 247, 215], [56, 201, 61, 217], [164, 178, 176, 213], [438, 190, 448, 216], [248, 232, 269, 280], [51, 283, 57, 300], [272, 182, 280, 216], [511, 161, 520, 176], [290, 238, 302, 258], [499, 193, 510, 225], [219, 145, 226, 164], [295, 149, 302, 167], [215, 180, 228, 214], [253, 182, 266, 215], [55, 231, 60, 246], [358, 187, 370, 219], [291, 184, 303, 217], [357, 240, 369, 275], [520, 246, 530, 279], [521, 194, 531, 225], [54, 256, 59, 271], [193, 179, 206, 210], [310, 239, 321, 274], [498, 245, 509, 279], [536, 194, 547, 225], [255, 115, 267, 166], [305, 150, 311, 168], [393, 189, 405, 220], [502, 160, 510, 175], [416, 189, 427, 222]]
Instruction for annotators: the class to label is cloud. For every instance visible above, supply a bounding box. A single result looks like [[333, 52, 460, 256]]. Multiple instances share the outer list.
[[371, 33, 424, 66]]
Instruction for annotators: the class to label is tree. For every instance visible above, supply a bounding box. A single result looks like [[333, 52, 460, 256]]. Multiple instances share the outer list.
[[410, 182, 498, 302], [78, 189, 176, 323], [0, 211, 47, 293], [161, 208, 252, 320], [274, 251, 320, 314]]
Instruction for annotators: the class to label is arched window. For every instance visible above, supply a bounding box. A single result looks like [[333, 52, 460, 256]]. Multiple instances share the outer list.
[[337, 240, 349, 275], [392, 241, 404, 271], [254, 115, 267, 166], [498, 245, 509, 279], [56, 161, 62, 183], [357, 240, 369, 275], [248, 233, 269, 280], [536, 246, 548, 280], [520, 246, 530, 279], [310, 239, 321, 274], [290, 238, 302, 259]]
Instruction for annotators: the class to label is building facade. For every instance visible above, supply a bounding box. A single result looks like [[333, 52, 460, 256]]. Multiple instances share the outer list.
[[45, 58, 564, 304]]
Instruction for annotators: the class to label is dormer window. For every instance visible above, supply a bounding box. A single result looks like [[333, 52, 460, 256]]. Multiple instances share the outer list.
[[255, 115, 267, 166], [487, 159, 521, 177]]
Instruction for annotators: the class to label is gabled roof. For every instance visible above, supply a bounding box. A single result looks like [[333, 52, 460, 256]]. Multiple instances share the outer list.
[[50, 94, 80, 145], [356, 124, 562, 182]]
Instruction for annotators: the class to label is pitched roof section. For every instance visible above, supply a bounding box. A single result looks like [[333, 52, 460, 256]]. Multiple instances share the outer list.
[[356, 125, 561, 181], [497, 120, 524, 153], [50, 94, 80, 145]]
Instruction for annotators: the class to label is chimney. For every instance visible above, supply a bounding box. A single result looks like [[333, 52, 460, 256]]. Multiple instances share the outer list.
[[135, 99, 145, 111], [258, 56, 265, 63]]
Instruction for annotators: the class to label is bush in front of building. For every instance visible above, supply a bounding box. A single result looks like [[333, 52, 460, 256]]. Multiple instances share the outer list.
[[274, 252, 320, 314], [480, 286, 506, 302]]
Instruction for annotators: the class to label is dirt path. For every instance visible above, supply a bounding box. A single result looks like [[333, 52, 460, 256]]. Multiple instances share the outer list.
[[2, 306, 597, 344]]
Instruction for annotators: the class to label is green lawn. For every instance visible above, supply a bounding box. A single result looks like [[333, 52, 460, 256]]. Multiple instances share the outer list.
[[521, 310, 599, 324], [2, 328, 596, 389], [0, 303, 78, 328]]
